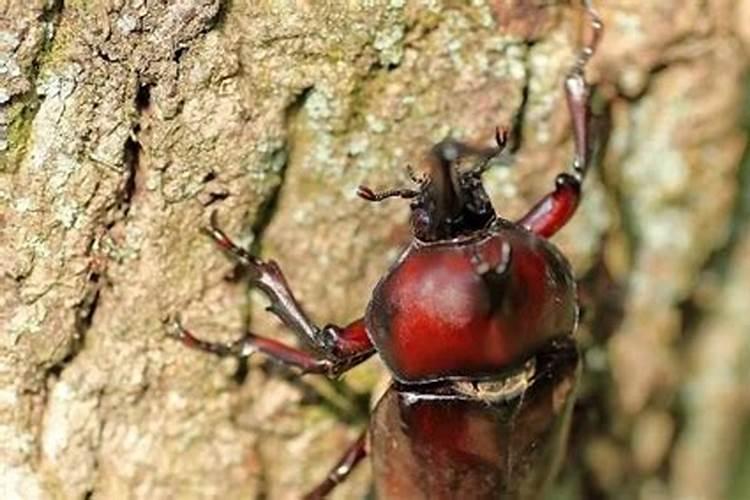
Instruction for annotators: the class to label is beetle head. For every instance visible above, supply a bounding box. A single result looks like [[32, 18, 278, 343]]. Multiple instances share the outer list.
[[408, 138, 504, 241], [357, 132, 509, 242]]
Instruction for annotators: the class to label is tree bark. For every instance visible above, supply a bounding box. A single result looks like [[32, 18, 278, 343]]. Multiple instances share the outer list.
[[1, 1, 749, 499]]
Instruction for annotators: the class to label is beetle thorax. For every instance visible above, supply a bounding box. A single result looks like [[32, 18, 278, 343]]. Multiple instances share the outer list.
[[365, 222, 578, 384]]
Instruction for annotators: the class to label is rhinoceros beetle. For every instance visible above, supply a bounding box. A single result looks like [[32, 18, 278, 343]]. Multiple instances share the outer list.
[[168, 2, 602, 498]]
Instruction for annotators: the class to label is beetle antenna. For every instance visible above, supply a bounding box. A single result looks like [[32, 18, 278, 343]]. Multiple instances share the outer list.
[[357, 185, 419, 202]]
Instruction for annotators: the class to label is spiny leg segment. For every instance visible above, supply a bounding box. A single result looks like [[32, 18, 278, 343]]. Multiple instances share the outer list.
[[168, 213, 374, 376], [518, 1, 603, 238], [302, 430, 368, 500]]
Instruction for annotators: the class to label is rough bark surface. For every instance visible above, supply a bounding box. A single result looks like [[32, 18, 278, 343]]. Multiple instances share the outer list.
[[1, 1, 749, 499]]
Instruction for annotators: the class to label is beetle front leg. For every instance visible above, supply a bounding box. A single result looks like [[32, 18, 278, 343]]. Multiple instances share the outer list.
[[303, 430, 368, 500], [517, 1, 603, 238], [201, 212, 374, 361], [168, 317, 374, 377], [567, 0, 603, 176], [203, 212, 319, 345]]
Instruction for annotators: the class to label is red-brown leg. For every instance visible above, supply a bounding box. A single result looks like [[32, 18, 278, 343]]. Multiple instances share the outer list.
[[303, 430, 368, 500], [168, 317, 374, 376], [517, 1, 603, 238], [202, 212, 323, 347], [169, 213, 375, 372], [204, 213, 374, 354]]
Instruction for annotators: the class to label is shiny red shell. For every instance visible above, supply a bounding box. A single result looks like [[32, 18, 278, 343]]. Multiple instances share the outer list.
[[370, 339, 579, 499], [365, 219, 577, 383]]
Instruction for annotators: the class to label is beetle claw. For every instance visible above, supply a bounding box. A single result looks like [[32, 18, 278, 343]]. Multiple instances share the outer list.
[[201, 212, 256, 269], [164, 313, 185, 339]]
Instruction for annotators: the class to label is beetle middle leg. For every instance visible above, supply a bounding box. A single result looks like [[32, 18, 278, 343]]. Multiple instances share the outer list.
[[302, 430, 368, 500], [517, 0, 603, 238], [168, 213, 375, 375]]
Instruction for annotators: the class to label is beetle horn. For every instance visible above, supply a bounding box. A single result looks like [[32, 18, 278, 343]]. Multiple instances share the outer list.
[[427, 139, 468, 223]]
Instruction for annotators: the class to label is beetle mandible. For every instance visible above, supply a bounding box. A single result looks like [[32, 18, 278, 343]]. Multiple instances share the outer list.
[[168, 2, 603, 498]]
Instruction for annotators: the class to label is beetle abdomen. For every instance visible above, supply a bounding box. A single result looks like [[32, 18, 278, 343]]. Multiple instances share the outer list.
[[370, 337, 580, 499], [366, 221, 577, 383]]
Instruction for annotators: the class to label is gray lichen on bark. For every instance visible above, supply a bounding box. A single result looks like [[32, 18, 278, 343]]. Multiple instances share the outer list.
[[1, 1, 749, 499]]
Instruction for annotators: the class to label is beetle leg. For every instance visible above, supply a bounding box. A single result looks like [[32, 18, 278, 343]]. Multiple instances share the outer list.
[[517, 1, 602, 238], [203, 212, 318, 344], [517, 173, 582, 238], [201, 213, 374, 360], [567, 0, 603, 177], [303, 430, 368, 500], [167, 316, 374, 377]]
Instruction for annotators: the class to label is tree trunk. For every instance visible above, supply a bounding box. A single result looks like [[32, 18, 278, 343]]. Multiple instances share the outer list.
[[1, 1, 749, 499]]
